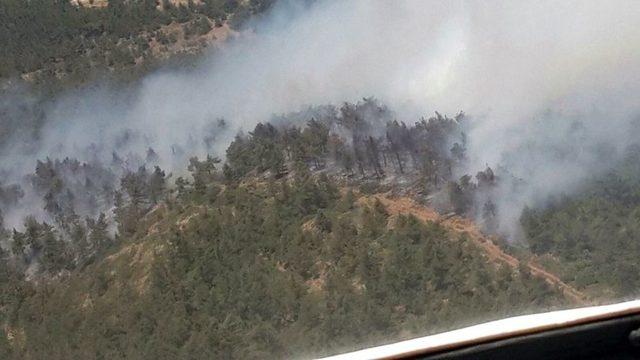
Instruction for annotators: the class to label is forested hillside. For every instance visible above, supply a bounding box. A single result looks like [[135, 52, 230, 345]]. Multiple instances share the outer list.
[[0, 146, 566, 359], [0, 99, 503, 280], [1, 2, 640, 357], [0, 98, 574, 358], [0, 0, 273, 85], [2, 94, 640, 357], [521, 147, 640, 300]]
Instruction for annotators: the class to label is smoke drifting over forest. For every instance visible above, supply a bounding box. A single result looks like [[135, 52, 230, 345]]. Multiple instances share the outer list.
[[1, 0, 640, 238]]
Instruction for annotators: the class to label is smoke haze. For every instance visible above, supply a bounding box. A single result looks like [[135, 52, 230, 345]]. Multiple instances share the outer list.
[[1, 0, 640, 238]]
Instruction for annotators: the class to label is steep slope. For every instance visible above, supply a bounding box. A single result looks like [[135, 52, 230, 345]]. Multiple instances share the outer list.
[[1, 99, 628, 359], [367, 193, 589, 305], [0, 0, 271, 84], [521, 151, 640, 301], [0, 175, 569, 359]]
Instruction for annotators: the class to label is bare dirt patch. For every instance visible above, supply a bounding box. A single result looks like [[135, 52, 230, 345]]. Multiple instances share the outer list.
[[148, 21, 235, 59], [365, 193, 589, 305]]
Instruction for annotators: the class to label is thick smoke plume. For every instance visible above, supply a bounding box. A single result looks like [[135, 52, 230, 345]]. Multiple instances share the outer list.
[[1, 0, 640, 238]]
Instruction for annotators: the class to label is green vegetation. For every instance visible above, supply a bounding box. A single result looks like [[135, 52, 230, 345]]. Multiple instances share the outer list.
[[1, 2, 632, 357], [0, 100, 470, 280], [223, 101, 467, 186], [0, 111, 568, 357], [0, 163, 565, 359], [0, 0, 275, 84], [521, 146, 640, 299], [522, 148, 640, 300]]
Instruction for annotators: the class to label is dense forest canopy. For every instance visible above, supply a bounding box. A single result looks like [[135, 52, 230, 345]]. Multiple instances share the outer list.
[[0, 98, 470, 275], [0, 116, 567, 358], [521, 147, 640, 299], [1, 0, 640, 359], [0, 0, 275, 84], [1, 96, 639, 357]]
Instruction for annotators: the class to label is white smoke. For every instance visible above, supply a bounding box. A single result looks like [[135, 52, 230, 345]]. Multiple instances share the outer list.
[[1, 0, 640, 237]]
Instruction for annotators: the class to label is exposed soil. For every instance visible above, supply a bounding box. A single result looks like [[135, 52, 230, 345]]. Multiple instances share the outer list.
[[367, 193, 589, 306], [147, 21, 235, 60]]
